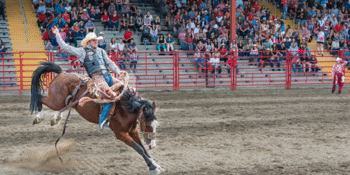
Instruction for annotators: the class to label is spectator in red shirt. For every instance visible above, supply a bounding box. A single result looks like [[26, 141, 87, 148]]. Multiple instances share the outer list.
[[335, 22, 342, 33], [298, 45, 310, 72], [37, 11, 47, 28], [63, 23, 70, 33], [42, 29, 50, 47], [62, 10, 70, 22], [101, 11, 110, 30], [219, 44, 228, 62], [110, 10, 120, 31], [123, 28, 133, 43], [252, 0, 260, 12], [214, 9, 223, 18]]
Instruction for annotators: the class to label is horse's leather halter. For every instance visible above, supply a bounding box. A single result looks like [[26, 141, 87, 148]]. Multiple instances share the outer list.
[[138, 111, 156, 140]]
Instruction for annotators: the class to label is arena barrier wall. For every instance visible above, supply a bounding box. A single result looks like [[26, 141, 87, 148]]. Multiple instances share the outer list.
[[0, 50, 347, 94]]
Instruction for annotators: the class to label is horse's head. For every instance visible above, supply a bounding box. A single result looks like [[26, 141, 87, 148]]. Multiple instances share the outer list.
[[139, 102, 158, 149], [120, 89, 159, 149]]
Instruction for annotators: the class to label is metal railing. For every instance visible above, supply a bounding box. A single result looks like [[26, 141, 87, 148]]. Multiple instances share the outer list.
[[19, 0, 28, 43], [0, 50, 348, 94]]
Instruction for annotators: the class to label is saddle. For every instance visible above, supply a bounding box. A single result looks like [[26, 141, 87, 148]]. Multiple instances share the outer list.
[[79, 73, 129, 106], [65, 73, 129, 109]]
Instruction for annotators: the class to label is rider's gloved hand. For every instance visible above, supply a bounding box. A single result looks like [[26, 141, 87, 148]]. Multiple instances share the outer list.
[[52, 26, 59, 35], [118, 71, 127, 77]]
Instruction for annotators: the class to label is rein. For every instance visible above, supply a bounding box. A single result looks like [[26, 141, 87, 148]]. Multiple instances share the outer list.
[[137, 112, 156, 140], [54, 79, 89, 163]]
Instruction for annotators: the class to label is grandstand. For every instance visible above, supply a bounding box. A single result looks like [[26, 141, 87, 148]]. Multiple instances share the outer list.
[[257, 0, 345, 81], [0, 0, 342, 92]]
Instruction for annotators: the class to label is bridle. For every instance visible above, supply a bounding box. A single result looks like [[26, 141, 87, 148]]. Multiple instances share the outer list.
[[138, 111, 156, 140]]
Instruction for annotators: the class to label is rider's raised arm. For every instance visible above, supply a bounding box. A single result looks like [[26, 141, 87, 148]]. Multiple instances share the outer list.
[[102, 49, 120, 74], [55, 32, 85, 59]]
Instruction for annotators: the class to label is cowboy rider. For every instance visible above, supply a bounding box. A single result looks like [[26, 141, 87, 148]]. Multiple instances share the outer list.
[[52, 26, 127, 130], [332, 57, 347, 94]]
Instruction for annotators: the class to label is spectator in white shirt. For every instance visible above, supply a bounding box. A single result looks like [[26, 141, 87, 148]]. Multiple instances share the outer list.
[[288, 42, 299, 56], [193, 25, 200, 34], [209, 53, 220, 74], [186, 19, 196, 29], [236, 0, 243, 8], [37, 1, 46, 15], [110, 38, 118, 52], [331, 38, 340, 55], [65, 3, 72, 13]]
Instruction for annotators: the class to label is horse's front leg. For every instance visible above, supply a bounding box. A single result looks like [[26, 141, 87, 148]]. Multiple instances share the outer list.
[[51, 111, 63, 126], [113, 131, 162, 175], [129, 129, 164, 172]]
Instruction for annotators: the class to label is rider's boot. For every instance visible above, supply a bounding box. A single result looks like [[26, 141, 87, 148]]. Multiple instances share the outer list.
[[99, 102, 114, 130]]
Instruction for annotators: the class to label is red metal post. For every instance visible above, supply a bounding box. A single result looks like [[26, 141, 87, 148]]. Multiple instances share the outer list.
[[175, 51, 179, 90], [49, 51, 53, 84], [173, 51, 176, 91], [230, 0, 236, 42], [113, 51, 117, 77], [285, 51, 291, 89], [285, 51, 288, 89], [231, 53, 236, 90], [146, 52, 148, 75], [19, 52, 23, 94]]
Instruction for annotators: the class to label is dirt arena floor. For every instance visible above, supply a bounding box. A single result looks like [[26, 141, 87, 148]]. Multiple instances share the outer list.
[[1, 88, 350, 175]]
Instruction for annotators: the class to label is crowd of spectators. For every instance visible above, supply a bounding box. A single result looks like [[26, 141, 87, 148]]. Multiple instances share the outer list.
[[33, 0, 350, 74], [33, 0, 144, 69], [232, 0, 350, 73], [154, 0, 346, 74]]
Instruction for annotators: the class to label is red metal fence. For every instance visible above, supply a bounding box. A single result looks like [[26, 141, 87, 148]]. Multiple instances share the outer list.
[[0, 50, 345, 94]]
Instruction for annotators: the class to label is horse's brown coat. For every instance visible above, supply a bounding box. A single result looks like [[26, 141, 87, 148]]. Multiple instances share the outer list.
[[31, 68, 161, 173], [42, 73, 154, 147]]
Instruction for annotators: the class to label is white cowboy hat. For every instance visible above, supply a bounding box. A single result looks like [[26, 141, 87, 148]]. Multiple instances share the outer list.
[[81, 32, 103, 47], [336, 57, 342, 62]]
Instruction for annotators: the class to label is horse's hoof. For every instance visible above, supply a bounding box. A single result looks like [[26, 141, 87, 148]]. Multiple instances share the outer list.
[[51, 113, 62, 126], [149, 140, 156, 149], [56, 114, 62, 123], [50, 119, 56, 126], [150, 159, 164, 172], [33, 117, 43, 125], [150, 168, 162, 175]]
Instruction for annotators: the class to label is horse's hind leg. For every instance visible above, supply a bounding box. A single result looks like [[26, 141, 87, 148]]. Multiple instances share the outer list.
[[39, 95, 65, 126], [33, 101, 44, 125], [51, 111, 63, 126]]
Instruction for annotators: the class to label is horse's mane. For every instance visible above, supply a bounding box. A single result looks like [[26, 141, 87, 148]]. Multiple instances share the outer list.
[[120, 89, 156, 121]]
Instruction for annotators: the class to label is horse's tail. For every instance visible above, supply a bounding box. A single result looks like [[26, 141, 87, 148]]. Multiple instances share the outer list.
[[30, 61, 62, 114]]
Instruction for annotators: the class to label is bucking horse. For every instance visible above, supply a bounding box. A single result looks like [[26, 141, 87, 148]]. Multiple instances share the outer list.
[[30, 62, 164, 175]]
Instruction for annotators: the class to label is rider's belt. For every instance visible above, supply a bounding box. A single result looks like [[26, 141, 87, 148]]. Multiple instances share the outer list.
[[91, 70, 108, 77]]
